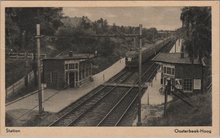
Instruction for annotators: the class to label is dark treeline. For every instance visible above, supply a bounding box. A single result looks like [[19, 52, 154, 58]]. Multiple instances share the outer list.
[[53, 16, 161, 57], [6, 8, 63, 53], [6, 8, 162, 57]]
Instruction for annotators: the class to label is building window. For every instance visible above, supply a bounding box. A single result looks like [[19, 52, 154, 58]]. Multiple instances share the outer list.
[[163, 66, 175, 75], [69, 64, 73, 69], [65, 64, 68, 70], [171, 68, 175, 75], [167, 68, 171, 74], [183, 79, 193, 92], [163, 67, 167, 73], [69, 64, 75, 69]]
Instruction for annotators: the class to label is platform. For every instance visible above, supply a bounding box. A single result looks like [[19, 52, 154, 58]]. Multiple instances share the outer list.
[[6, 58, 126, 121]]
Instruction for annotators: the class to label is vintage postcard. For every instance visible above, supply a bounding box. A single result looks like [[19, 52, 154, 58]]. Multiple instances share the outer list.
[[0, 0, 219, 137]]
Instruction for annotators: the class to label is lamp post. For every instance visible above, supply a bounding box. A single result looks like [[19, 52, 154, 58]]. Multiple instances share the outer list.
[[137, 24, 142, 126]]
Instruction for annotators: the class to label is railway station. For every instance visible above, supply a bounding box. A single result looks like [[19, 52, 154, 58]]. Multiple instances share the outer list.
[[43, 52, 94, 89], [153, 52, 205, 93], [5, 6, 212, 128]]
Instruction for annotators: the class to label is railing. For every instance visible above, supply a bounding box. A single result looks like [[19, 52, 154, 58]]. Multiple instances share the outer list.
[[7, 52, 46, 59], [6, 71, 35, 98]]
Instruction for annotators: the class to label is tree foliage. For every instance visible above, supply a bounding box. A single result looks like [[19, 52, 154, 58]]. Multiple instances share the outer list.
[[55, 16, 163, 57], [180, 7, 211, 62], [6, 8, 63, 52]]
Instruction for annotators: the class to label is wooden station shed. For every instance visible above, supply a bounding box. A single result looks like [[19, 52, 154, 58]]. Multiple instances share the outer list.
[[152, 52, 205, 93], [43, 52, 94, 89]]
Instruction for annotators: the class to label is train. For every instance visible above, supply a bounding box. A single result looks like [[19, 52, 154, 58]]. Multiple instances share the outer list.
[[125, 36, 175, 68]]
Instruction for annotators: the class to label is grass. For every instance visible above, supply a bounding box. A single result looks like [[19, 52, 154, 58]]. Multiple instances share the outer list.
[[146, 92, 212, 126]]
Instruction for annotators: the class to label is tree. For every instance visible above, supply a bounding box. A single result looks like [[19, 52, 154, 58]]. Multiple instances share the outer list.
[[94, 18, 108, 34], [5, 10, 21, 52], [80, 16, 92, 30], [180, 7, 211, 62], [111, 23, 117, 33], [6, 8, 63, 51]]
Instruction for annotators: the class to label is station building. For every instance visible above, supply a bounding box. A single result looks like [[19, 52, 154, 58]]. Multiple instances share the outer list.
[[43, 52, 94, 89], [152, 52, 205, 93]]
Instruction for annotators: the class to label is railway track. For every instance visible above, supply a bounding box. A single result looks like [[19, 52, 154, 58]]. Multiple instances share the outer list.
[[70, 62, 155, 126], [97, 63, 160, 126], [48, 69, 134, 126], [95, 39, 176, 126], [97, 88, 138, 126]]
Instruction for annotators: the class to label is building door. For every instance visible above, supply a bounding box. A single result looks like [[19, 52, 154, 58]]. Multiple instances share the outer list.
[[69, 72, 75, 87]]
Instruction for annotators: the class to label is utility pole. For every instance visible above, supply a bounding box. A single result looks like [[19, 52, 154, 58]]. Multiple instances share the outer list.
[[22, 30, 29, 87], [36, 24, 44, 114], [137, 24, 142, 126], [153, 31, 156, 55]]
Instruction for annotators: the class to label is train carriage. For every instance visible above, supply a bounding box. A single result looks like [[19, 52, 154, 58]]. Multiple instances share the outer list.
[[125, 37, 175, 68]]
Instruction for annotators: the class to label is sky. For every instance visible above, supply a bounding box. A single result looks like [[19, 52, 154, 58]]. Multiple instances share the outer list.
[[63, 7, 183, 30]]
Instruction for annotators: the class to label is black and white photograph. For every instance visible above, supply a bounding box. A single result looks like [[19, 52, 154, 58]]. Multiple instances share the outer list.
[[4, 4, 213, 128]]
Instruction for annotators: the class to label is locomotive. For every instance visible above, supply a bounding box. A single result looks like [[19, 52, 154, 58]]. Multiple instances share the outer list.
[[125, 37, 175, 68]]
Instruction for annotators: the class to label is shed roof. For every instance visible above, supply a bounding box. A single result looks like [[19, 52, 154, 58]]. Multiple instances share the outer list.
[[152, 53, 203, 65], [44, 54, 95, 60]]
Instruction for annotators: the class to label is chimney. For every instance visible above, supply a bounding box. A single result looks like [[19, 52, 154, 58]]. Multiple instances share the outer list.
[[180, 52, 184, 58], [69, 51, 73, 57]]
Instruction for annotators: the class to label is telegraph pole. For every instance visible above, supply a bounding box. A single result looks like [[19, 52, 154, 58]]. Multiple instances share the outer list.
[[153, 31, 156, 56], [36, 24, 44, 114], [137, 24, 142, 126], [22, 30, 29, 87]]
